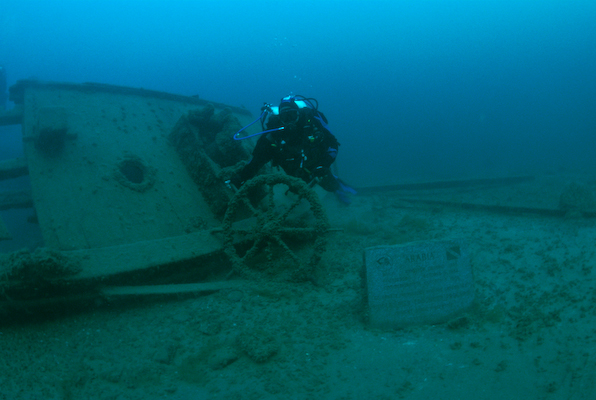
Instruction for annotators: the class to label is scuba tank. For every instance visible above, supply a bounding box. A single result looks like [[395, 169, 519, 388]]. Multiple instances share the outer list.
[[234, 94, 329, 140]]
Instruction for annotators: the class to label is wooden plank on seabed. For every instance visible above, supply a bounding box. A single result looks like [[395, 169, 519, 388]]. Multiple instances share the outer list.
[[357, 176, 535, 194], [68, 229, 224, 280], [0, 189, 33, 210], [102, 280, 246, 297], [0, 106, 23, 126], [397, 197, 571, 217], [0, 216, 11, 240], [0, 158, 28, 181]]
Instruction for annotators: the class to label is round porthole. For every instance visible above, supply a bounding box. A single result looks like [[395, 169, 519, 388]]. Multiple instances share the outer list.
[[120, 159, 145, 184], [113, 155, 156, 192]]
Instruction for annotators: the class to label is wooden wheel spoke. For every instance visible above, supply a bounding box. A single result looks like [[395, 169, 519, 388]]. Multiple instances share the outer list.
[[278, 227, 317, 238], [241, 237, 264, 262], [228, 228, 254, 237], [240, 194, 258, 215], [270, 234, 301, 265], [264, 240, 276, 267], [265, 184, 276, 219], [253, 212, 268, 230], [278, 193, 306, 222]]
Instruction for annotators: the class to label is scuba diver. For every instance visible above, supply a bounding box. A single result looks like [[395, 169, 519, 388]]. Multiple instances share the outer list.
[[0, 65, 7, 110], [228, 95, 356, 204]]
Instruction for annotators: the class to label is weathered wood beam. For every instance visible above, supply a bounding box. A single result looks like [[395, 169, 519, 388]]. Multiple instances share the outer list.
[[0, 217, 11, 240], [101, 280, 246, 298], [0, 106, 23, 126], [395, 197, 596, 218], [0, 189, 33, 210], [357, 176, 535, 194], [67, 229, 225, 280], [0, 158, 28, 181]]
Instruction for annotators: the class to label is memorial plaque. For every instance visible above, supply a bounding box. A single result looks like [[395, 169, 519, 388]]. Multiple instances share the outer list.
[[365, 239, 474, 329]]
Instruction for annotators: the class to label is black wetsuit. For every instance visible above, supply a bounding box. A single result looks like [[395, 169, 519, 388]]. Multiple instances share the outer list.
[[232, 108, 341, 192]]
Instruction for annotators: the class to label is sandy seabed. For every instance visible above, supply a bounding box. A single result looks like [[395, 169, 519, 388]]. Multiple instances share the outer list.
[[1, 178, 596, 400]]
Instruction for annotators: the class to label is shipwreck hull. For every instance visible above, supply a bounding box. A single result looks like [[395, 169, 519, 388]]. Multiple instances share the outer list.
[[7, 80, 255, 251], [0, 81, 258, 294]]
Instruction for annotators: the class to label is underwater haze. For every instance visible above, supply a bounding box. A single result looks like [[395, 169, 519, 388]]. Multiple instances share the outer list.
[[1, 0, 595, 186]]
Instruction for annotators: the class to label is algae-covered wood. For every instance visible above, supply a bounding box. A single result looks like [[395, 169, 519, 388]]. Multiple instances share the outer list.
[[67, 229, 225, 279]]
